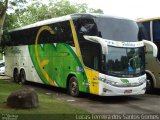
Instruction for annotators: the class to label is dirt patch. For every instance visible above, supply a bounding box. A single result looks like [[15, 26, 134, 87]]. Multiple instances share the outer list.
[[0, 76, 12, 80]]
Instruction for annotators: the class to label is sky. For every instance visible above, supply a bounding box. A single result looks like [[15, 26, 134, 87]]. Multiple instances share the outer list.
[[70, 0, 160, 20]]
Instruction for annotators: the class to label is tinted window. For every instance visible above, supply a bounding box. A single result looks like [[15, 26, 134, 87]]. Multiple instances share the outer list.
[[139, 21, 151, 40], [106, 47, 145, 77], [152, 20, 160, 61], [73, 15, 139, 42], [72, 15, 101, 70], [153, 20, 160, 41], [137, 23, 149, 40], [73, 16, 98, 38], [0, 62, 5, 67], [9, 21, 74, 46], [80, 41, 102, 71], [97, 17, 139, 42]]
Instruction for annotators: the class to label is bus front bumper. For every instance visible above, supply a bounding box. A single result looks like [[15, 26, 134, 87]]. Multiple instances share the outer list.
[[98, 81, 146, 96]]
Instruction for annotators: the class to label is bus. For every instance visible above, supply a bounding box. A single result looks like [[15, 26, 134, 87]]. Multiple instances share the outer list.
[[4, 13, 157, 96], [137, 18, 160, 93]]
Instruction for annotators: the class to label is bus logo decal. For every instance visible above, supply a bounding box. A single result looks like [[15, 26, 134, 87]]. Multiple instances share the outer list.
[[120, 79, 129, 84], [34, 26, 55, 86]]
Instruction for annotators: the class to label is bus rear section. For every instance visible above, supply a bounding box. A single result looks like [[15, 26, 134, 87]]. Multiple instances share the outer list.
[[137, 18, 160, 93]]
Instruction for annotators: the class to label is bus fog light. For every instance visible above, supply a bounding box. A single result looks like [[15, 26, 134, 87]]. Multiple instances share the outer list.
[[103, 88, 107, 92], [103, 88, 112, 92], [138, 78, 146, 85]]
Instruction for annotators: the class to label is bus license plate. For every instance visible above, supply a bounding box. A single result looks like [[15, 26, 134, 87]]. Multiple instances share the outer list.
[[124, 89, 132, 94]]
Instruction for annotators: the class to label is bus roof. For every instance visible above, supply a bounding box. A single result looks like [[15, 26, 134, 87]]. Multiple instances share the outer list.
[[137, 17, 160, 22], [10, 13, 133, 32], [9, 15, 71, 32]]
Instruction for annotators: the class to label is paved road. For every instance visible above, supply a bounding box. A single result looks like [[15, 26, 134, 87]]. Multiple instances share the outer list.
[[2, 77, 160, 114], [56, 92, 160, 114]]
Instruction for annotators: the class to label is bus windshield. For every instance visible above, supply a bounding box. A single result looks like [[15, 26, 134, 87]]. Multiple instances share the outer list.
[[72, 14, 139, 42], [97, 16, 139, 42], [106, 46, 145, 77]]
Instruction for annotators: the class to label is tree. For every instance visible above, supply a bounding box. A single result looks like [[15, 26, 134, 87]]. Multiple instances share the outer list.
[[1, 0, 103, 47], [0, 0, 26, 43], [10, 0, 103, 29], [0, 0, 8, 42]]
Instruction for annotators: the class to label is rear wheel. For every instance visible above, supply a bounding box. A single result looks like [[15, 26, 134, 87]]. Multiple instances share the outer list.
[[68, 76, 79, 97], [19, 69, 26, 84], [13, 69, 19, 83]]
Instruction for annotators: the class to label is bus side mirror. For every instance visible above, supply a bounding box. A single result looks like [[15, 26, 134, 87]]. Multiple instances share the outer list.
[[142, 40, 158, 57], [83, 35, 108, 55]]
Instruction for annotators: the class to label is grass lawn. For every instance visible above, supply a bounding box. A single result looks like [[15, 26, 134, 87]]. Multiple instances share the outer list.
[[0, 80, 90, 120]]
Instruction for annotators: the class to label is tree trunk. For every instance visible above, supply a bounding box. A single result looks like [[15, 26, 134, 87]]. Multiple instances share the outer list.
[[0, 12, 6, 43], [0, 0, 8, 43]]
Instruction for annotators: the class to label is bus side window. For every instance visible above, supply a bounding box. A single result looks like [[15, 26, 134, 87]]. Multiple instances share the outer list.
[[58, 21, 75, 46], [79, 19, 98, 36], [80, 41, 101, 71], [74, 18, 98, 37], [153, 20, 160, 41], [153, 20, 160, 61], [138, 23, 149, 41]]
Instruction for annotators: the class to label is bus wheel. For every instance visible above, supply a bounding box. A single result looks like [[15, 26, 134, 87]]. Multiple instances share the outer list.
[[68, 77, 79, 97], [13, 69, 19, 83], [146, 75, 153, 93], [19, 69, 26, 84]]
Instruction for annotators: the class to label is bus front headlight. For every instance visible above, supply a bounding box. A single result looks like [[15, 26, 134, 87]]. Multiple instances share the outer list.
[[138, 77, 146, 84]]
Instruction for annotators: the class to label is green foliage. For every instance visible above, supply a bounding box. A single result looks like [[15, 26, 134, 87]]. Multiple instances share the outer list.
[[0, 1, 5, 12], [0, 0, 27, 46], [89, 8, 103, 13], [0, 0, 27, 15], [1, 0, 103, 46], [8, 0, 27, 9], [5, 0, 103, 29]]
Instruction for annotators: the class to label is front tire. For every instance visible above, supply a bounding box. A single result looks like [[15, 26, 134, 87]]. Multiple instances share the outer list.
[[68, 77, 79, 97], [146, 78, 153, 94]]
